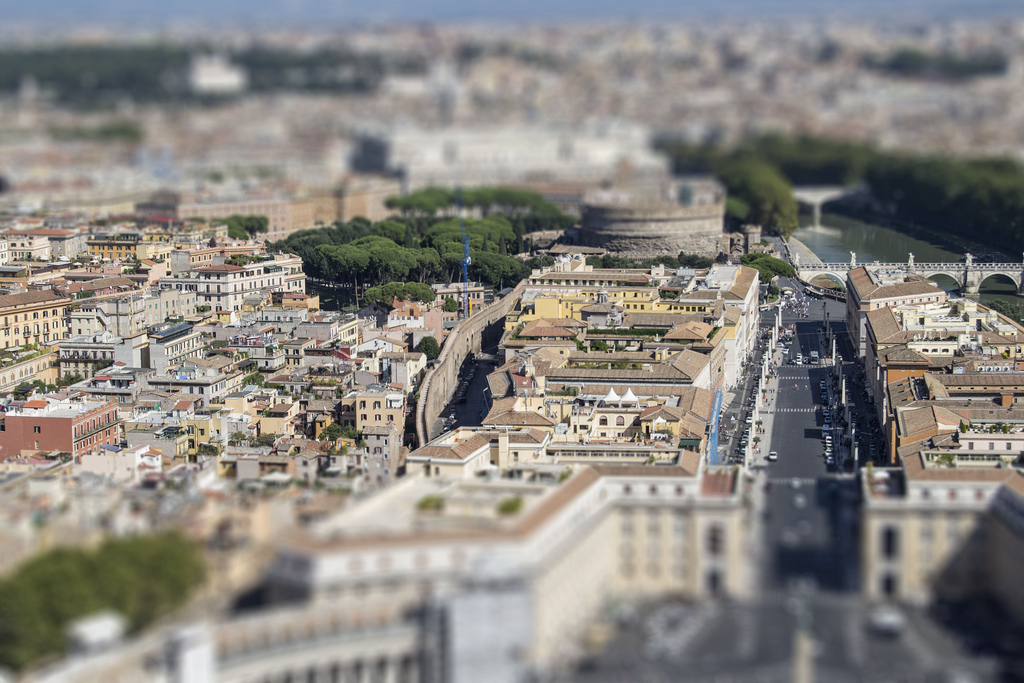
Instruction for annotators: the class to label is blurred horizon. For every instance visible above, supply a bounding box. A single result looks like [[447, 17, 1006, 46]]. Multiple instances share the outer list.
[[1, 0, 1021, 27]]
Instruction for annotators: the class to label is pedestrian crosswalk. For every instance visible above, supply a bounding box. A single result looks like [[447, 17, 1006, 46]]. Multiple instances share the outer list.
[[768, 477, 818, 486], [774, 407, 816, 413]]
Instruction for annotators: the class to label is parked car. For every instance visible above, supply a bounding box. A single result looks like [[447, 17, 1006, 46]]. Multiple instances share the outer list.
[[866, 606, 906, 637]]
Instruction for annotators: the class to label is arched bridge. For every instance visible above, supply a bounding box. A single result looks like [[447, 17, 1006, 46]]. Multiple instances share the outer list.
[[793, 185, 862, 227], [794, 253, 1024, 295]]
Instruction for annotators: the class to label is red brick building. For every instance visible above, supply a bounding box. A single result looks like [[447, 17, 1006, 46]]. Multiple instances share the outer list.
[[0, 399, 121, 459]]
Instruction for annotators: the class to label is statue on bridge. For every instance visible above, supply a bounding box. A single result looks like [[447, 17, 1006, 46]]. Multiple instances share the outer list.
[[908, 252, 914, 269], [794, 252, 800, 268], [965, 253, 973, 268], [850, 251, 856, 268]]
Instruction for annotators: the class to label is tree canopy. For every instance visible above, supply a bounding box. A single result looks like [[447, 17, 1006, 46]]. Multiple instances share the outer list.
[[385, 186, 566, 219], [0, 532, 204, 671], [219, 214, 269, 240], [274, 210, 535, 306], [740, 253, 796, 282], [657, 132, 1024, 253], [362, 281, 436, 305], [417, 336, 440, 360]]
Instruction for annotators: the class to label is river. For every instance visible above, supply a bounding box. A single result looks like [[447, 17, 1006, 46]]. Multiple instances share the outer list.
[[792, 212, 1024, 316]]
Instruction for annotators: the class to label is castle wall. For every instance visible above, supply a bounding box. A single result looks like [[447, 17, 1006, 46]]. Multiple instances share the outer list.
[[580, 202, 726, 259]]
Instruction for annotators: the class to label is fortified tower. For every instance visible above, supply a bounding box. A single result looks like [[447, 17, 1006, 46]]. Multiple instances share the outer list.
[[579, 178, 726, 259]]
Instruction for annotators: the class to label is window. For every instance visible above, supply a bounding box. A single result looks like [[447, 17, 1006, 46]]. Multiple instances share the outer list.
[[616, 416, 625, 426], [33, 426, 40, 433], [706, 524, 723, 557], [599, 416, 608, 426], [881, 527, 899, 559]]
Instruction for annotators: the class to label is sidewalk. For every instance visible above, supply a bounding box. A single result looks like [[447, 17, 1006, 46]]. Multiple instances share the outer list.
[[750, 348, 785, 467]]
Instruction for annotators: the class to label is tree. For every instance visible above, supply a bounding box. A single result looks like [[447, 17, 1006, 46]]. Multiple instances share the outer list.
[[362, 281, 435, 306], [741, 253, 796, 282], [321, 423, 345, 441], [0, 533, 204, 671], [417, 336, 440, 360], [717, 158, 799, 237], [222, 215, 269, 240], [443, 296, 459, 312]]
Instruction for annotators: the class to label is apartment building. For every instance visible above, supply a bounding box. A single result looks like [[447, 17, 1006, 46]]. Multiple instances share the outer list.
[[349, 386, 406, 431], [34, 229, 88, 260], [69, 296, 147, 338], [361, 424, 402, 487], [264, 459, 747, 680], [227, 333, 286, 372], [0, 398, 120, 459], [336, 175, 401, 222], [147, 362, 242, 407], [176, 192, 342, 242], [431, 280, 489, 314], [0, 290, 70, 347], [516, 257, 759, 387], [58, 333, 124, 379], [148, 323, 204, 373], [846, 266, 949, 356], [862, 443, 1024, 607], [71, 367, 150, 409], [167, 241, 267, 275], [170, 254, 304, 312], [4, 232, 51, 261]]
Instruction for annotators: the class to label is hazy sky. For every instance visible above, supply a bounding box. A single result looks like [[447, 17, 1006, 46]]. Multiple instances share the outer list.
[[1, 0, 1019, 26]]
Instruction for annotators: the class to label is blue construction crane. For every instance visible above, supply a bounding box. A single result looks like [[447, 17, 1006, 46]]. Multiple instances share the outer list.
[[457, 189, 471, 319]]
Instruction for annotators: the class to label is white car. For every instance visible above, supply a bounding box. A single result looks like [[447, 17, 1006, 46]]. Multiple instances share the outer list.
[[767, 451, 778, 462], [867, 606, 906, 636]]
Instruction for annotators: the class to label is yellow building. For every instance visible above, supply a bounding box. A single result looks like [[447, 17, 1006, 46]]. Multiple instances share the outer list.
[[0, 290, 70, 347], [88, 234, 140, 261], [185, 413, 219, 459]]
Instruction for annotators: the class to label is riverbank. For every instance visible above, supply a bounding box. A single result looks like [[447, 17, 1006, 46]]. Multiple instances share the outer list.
[[785, 235, 823, 266], [819, 203, 1014, 263]]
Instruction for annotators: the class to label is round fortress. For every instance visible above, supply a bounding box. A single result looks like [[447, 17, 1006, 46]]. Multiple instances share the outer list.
[[579, 181, 726, 259]]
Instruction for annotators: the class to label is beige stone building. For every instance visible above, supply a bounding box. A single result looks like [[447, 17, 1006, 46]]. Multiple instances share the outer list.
[[266, 459, 749, 679]]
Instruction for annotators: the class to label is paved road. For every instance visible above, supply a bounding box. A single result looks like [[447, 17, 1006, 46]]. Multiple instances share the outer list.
[[571, 283, 995, 682], [429, 354, 494, 440]]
